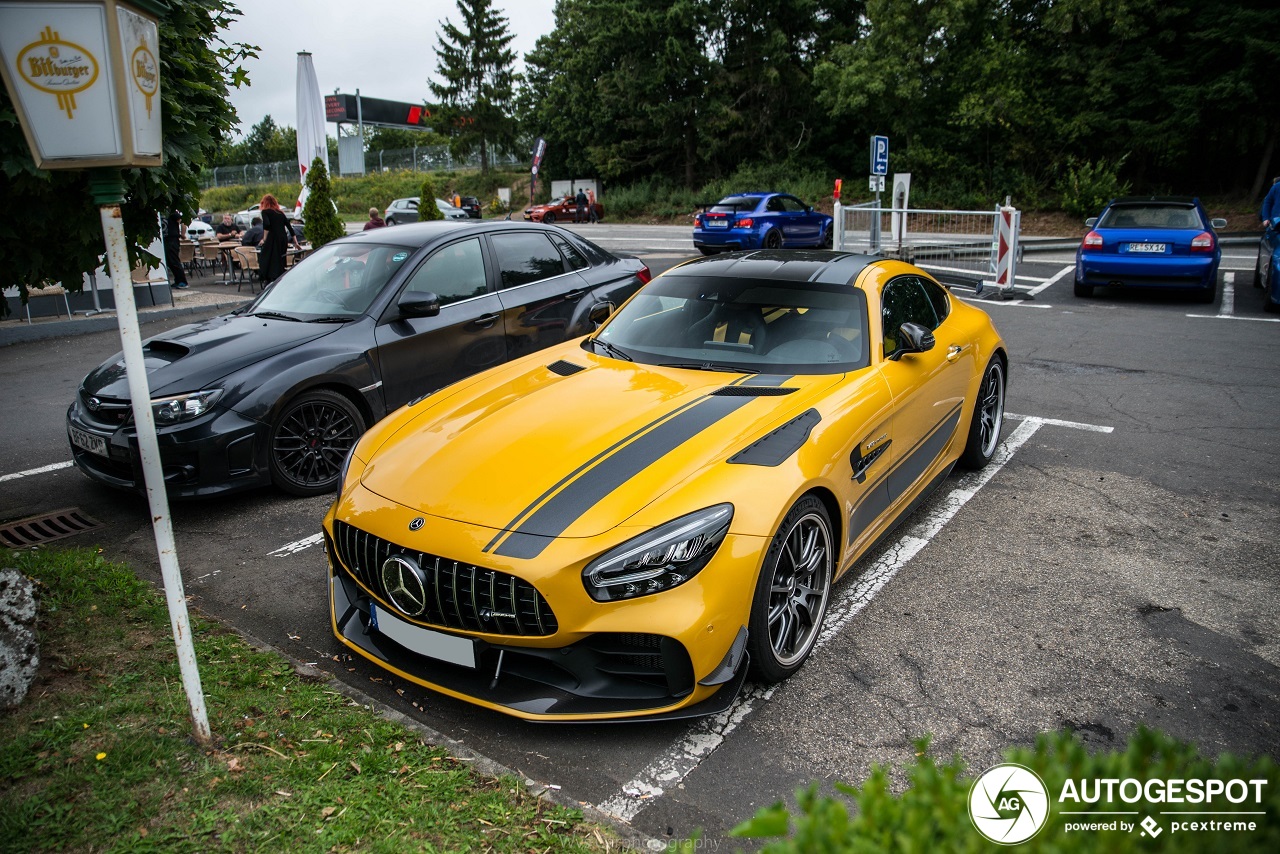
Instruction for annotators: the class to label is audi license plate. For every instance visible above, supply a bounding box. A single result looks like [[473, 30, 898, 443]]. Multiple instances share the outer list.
[[370, 601, 477, 669], [1128, 243, 1166, 253], [69, 426, 107, 457], [706, 219, 729, 229]]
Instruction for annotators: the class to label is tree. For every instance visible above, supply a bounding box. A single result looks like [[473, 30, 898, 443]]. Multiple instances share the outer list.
[[418, 176, 444, 221], [0, 0, 257, 313], [302, 157, 344, 247], [431, 0, 519, 173]]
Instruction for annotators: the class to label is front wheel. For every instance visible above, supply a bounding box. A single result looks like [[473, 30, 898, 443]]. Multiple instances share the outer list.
[[748, 496, 834, 683], [821, 226, 833, 249], [269, 389, 366, 496], [543, 212, 556, 224], [959, 357, 1006, 470]]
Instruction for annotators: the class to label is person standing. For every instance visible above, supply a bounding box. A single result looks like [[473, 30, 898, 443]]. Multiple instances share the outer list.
[[575, 188, 588, 223], [1261, 177, 1280, 230], [164, 210, 188, 289], [258, 194, 296, 284], [363, 207, 386, 230], [587, 188, 598, 224]]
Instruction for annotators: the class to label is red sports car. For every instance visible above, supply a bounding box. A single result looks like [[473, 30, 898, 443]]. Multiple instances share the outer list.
[[524, 196, 604, 224]]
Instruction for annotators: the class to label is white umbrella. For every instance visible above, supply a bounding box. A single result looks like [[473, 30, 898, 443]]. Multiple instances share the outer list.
[[295, 51, 326, 217]]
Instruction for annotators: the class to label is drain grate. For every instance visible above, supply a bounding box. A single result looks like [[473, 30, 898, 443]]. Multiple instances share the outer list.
[[0, 508, 104, 548]]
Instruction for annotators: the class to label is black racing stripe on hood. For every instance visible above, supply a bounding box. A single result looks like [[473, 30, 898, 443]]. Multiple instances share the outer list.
[[486, 374, 788, 560]]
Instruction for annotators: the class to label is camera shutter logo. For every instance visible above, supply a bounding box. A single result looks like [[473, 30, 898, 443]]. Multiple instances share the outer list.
[[968, 763, 1050, 845]]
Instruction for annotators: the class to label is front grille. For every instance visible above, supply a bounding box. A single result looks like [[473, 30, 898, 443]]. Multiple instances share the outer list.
[[332, 520, 558, 636], [79, 391, 133, 428]]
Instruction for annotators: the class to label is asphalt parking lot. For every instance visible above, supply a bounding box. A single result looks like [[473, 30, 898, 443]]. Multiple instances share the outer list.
[[2, 228, 1277, 846]]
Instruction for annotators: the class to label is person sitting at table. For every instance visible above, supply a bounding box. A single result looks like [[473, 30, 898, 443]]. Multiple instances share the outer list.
[[215, 214, 241, 241], [240, 216, 264, 247], [363, 207, 386, 230]]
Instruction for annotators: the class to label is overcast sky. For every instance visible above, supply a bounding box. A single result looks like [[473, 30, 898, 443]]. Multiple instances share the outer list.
[[222, 0, 556, 139]]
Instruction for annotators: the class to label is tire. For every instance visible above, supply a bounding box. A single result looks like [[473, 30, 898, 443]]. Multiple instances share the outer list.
[[698, 247, 718, 256], [958, 357, 1006, 471], [821, 226, 833, 249], [386, 217, 396, 226], [1073, 278, 1093, 298], [1194, 281, 1216, 304], [763, 229, 783, 250], [1255, 251, 1266, 289], [269, 389, 366, 496], [543, 212, 556, 224], [747, 495, 834, 683]]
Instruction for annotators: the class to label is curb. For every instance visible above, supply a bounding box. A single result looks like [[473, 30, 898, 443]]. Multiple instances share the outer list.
[[0, 298, 250, 348]]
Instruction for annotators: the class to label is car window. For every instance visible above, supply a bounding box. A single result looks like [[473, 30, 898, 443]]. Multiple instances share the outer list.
[[1100, 205, 1200, 229], [920, 278, 950, 324], [490, 232, 568, 289], [765, 196, 786, 213], [712, 196, 758, 214], [779, 196, 808, 213], [253, 242, 412, 318], [403, 238, 488, 306], [881, 276, 940, 358], [550, 234, 588, 271]]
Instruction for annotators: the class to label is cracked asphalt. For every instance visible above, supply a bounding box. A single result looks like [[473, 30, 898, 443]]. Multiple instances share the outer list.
[[2, 249, 1277, 847]]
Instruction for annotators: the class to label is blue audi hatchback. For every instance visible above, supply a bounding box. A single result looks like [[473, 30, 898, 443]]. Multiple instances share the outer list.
[[693, 192, 833, 255], [1074, 197, 1226, 302]]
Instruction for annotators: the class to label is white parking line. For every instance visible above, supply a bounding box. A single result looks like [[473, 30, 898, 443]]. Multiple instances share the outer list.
[[1027, 264, 1075, 297], [1219, 272, 1236, 317], [957, 296, 1052, 309], [597, 412, 1112, 822], [269, 533, 324, 556], [0, 460, 74, 483]]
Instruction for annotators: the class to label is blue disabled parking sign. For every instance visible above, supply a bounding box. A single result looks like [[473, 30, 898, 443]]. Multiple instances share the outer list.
[[871, 135, 889, 175]]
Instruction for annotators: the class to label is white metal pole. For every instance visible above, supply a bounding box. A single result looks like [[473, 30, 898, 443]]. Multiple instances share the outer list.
[[93, 175, 210, 745]]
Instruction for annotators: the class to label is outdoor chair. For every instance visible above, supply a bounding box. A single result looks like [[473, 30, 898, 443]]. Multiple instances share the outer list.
[[232, 246, 260, 293]]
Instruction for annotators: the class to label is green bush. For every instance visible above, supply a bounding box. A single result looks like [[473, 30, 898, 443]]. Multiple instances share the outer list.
[[1058, 156, 1132, 219], [302, 157, 345, 248], [418, 175, 443, 221], [729, 729, 1279, 852]]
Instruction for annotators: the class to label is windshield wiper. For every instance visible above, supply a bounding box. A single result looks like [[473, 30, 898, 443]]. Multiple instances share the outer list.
[[588, 337, 632, 361], [253, 310, 301, 322], [659, 362, 759, 374], [305, 316, 354, 323]]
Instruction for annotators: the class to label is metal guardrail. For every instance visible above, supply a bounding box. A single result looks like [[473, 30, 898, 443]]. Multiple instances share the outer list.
[[200, 145, 523, 189]]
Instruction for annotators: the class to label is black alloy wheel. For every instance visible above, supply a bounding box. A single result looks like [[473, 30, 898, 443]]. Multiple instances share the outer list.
[[543, 212, 556, 224], [269, 389, 366, 496], [763, 229, 783, 250], [747, 495, 834, 683], [959, 357, 1006, 470], [822, 226, 833, 249]]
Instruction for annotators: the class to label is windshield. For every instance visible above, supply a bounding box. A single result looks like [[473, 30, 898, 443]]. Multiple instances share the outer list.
[[592, 274, 868, 375], [1099, 205, 1202, 230], [711, 196, 759, 214], [252, 242, 414, 319]]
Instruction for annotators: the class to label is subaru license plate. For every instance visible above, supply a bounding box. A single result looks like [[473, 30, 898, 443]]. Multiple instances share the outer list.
[[69, 426, 107, 457], [1128, 243, 1166, 253]]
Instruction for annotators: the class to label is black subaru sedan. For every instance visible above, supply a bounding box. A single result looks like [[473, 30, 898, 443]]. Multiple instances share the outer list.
[[67, 221, 650, 498]]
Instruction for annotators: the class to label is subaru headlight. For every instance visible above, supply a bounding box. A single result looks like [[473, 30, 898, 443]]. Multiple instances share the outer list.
[[583, 504, 733, 602], [151, 389, 222, 425]]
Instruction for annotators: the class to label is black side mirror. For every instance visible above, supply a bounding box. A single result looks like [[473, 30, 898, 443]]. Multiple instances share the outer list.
[[398, 291, 440, 318], [889, 321, 935, 360], [587, 301, 614, 326]]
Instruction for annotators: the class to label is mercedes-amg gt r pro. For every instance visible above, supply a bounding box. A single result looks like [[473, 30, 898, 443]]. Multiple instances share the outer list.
[[325, 250, 1008, 721]]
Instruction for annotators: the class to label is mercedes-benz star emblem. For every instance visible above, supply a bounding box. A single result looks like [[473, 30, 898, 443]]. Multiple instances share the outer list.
[[86, 397, 101, 412], [409, 517, 425, 531], [380, 555, 428, 617]]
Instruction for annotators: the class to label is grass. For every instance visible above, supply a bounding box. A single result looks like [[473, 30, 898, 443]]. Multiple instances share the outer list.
[[0, 547, 613, 853]]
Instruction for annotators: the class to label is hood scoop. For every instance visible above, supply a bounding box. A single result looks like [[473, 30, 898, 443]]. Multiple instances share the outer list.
[[547, 359, 586, 377], [710, 385, 796, 397], [144, 339, 190, 362]]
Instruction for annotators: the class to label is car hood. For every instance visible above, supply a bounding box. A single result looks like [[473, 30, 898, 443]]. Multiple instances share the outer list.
[[80, 313, 339, 399], [358, 353, 841, 544]]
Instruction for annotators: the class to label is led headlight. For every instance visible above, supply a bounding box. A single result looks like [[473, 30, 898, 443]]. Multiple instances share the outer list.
[[151, 389, 223, 425], [583, 504, 733, 602], [334, 444, 360, 506]]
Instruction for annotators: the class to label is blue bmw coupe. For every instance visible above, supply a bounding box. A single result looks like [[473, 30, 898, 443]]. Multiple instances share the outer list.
[[693, 192, 833, 255]]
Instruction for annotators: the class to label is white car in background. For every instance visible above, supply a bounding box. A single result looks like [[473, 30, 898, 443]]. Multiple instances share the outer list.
[[186, 220, 215, 240]]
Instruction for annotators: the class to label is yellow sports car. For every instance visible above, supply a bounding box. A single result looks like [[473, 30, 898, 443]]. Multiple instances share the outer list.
[[324, 250, 1007, 721]]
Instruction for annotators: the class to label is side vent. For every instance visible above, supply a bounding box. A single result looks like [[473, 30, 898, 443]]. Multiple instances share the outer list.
[[728, 409, 821, 467], [547, 360, 586, 377], [710, 386, 796, 397]]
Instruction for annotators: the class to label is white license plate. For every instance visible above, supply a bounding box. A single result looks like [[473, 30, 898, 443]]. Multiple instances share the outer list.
[[1128, 243, 1166, 253], [370, 602, 477, 669], [69, 426, 107, 457], [706, 219, 729, 229]]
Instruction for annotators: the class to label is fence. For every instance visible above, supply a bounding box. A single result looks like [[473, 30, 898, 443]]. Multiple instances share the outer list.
[[200, 145, 524, 189], [835, 202, 1021, 296]]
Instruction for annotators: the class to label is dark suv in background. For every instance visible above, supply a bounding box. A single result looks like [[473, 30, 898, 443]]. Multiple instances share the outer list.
[[459, 195, 482, 218]]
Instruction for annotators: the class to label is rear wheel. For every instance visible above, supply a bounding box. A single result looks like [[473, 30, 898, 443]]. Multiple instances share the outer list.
[[1255, 250, 1266, 288], [1195, 280, 1217, 304], [747, 495, 834, 683], [543, 212, 556, 224], [269, 389, 365, 496], [1073, 277, 1093, 298], [763, 229, 783, 250], [698, 247, 718, 256], [959, 357, 1005, 470]]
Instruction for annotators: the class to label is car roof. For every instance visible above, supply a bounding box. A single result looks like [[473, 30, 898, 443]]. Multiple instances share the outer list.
[[1109, 196, 1199, 207], [334, 219, 586, 248], [666, 249, 877, 285]]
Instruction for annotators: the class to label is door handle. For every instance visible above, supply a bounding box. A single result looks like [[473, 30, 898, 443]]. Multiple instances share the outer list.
[[562, 289, 587, 301], [946, 344, 963, 362], [471, 313, 500, 329]]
